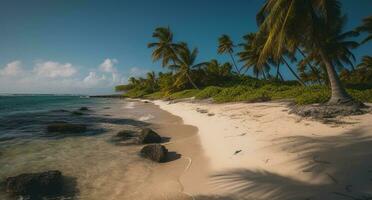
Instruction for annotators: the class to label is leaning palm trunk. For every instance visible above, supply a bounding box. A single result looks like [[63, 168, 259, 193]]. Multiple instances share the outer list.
[[282, 58, 306, 86], [319, 51, 353, 104], [229, 52, 241, 75], [186, 72, 199, 90]]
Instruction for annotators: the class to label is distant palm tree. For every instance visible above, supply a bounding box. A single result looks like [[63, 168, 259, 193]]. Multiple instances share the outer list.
[[256, 0, 356, 105], [356, 16, 372, 44], [168, 43, 207, 89], [218, 34, 241, 75], [205, 59, 232, 77], [357, 56, 372, 69], [146, 71, 157, 90], [128, 77, 138, 85], [148, 27, 180, 67]]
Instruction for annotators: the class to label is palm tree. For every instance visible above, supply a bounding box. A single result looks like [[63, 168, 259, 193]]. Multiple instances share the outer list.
[[218, 34, 241, 75], [357, 56, 372, 69], [238, 33, 271, 79], [128, 77, 139, 85], [147, 27, 180, 67], [205, 59, 232, 77], [256, 0, 356, 105], [356, 15, 372, 44], [146, 71, 157, 90], [168, 43, 207, 89]]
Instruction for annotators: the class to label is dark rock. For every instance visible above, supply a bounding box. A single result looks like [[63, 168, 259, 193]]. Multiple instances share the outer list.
[[112, 130, 139, 142], [140, 144, 168, 162], [143, 101, 149, 103], [79, 107, 89, 111], [137, 128, 162, 144], [71, 111, 84, 115], [5, 170, 63, 196], [47, 122, 87, 133]]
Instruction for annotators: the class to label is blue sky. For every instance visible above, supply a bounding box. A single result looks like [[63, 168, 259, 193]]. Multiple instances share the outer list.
[[0, 0, 371, 94]]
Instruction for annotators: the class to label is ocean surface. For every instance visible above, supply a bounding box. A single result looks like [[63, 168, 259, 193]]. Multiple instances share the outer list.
[[0, 95, 162, 200]]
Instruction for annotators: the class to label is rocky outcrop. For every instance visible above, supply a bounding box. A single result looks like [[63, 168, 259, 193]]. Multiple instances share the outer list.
[[137, 128, 162, 144], [5, 170, 63, 197], [290, 104, 367, 119], [140, 144, 168, 162]]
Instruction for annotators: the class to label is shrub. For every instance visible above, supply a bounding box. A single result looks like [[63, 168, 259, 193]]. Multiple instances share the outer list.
[[295, 87, 330, 105], [168, 89, 200, 100], [195, 86, 223, 99]]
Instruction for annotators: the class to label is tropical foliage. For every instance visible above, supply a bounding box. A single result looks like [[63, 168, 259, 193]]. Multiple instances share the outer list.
[[116, 0, 372, 105]]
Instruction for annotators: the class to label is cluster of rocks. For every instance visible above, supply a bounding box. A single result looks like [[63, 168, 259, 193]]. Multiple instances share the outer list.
[[290, 103, 368, 120], [112, 127, 170, 163], [3, 170, 73, 199]]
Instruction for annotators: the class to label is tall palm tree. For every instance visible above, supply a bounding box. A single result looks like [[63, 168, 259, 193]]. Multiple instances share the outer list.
[[356, 15, 372, 44], [147, 27, 180, 67], [168, 43, 208, 89], [218, 34, 241, 75], [256, 0, 356, 105]]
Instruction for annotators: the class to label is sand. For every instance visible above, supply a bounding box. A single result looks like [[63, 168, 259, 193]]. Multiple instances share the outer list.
[[153, 100, 372, 200]]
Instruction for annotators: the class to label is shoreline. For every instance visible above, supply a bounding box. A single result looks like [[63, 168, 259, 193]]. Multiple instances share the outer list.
[[153, 100, 372, 199]]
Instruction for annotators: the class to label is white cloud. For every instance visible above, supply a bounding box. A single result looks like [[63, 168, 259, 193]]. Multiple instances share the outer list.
[[129, 67, 148, 77], [0, 59, 149, 95], [33, 61, 77, 78], [99, 58, 118, 73], [0, 60, 24, 76], [83, 72, 108, 87]]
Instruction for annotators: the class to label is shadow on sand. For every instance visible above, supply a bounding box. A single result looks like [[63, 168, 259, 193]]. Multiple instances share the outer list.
[[205, 127, 372, 200]]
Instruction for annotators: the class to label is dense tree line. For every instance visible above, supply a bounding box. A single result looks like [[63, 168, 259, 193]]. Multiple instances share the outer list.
[[116, 0, 371, 105]]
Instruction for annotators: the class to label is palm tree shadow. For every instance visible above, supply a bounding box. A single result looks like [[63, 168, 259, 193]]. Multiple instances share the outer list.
[[208, 127, 372, 200]]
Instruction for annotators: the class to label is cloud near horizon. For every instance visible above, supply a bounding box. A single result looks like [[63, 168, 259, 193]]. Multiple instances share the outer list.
[[0, 58, 149, 94]]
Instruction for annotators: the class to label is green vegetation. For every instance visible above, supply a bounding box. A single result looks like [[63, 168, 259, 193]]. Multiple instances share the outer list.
[[116, 1, 372, 106]]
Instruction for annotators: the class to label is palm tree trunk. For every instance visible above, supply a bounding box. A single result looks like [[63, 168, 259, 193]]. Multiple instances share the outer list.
[[262, 70, 267, 80], [319, 50, 353, 104], [276, 63, 280, 80], [229, 52, 241, 75], [278, 71, 284, 81], [297, 48, 322, 85], [186, 72, 199, 90], [282, 57, 306, 86]]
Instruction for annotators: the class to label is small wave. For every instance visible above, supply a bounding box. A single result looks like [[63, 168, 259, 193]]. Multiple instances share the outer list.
[[138, 114, 154, 121], [123, 102, 135, 109]]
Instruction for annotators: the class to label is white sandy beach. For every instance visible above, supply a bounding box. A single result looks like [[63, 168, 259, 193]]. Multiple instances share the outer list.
[[154, 100, 372, 200]]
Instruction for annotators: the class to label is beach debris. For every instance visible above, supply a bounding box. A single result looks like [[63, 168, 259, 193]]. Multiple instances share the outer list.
[[196, 108, 208, 114], [207, 113, 215, 116], [5, 170, 63, 197], [137, 128, 162, 144], [234, 150, 242, 155], [47, 122, 87, 133], [79, 107, 89, 111], [143, 100, 149, 103], [140, 144, 168, 162]]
